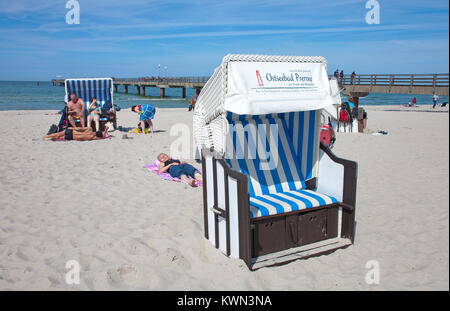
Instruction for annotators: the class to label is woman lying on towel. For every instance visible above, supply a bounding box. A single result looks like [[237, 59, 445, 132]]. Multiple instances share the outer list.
[[157, 153, 202, 187], [42, 126, 109, 141]]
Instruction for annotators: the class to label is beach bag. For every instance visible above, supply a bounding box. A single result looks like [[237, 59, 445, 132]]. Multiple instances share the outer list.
[[57, 106, 68, 132], [47, 124, 58, 135], [340, 109, 350, 122], [320, 124, 335, 148]]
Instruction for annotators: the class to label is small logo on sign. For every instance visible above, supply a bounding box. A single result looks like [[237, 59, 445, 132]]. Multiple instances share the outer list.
[[256, 70, 264, 86]]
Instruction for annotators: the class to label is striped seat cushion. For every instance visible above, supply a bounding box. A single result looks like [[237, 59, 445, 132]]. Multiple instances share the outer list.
[[250, 189, 338, 219]]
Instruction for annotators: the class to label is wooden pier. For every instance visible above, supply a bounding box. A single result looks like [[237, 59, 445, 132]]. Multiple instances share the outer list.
[[52, 76, 209, 98], [52, 73, 449, 100], [336, 73, 449, 96]]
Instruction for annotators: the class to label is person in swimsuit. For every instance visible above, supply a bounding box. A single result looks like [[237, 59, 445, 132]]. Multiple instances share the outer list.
[[87, 97, 102, 132], [67, 93, 86, 127], [157, 153, 202, 187], [43, 126, 109, 141], [131, 104, 155, 134]]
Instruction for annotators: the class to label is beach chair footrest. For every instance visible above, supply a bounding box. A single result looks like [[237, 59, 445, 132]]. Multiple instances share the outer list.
[[251, 237, 352, 270]]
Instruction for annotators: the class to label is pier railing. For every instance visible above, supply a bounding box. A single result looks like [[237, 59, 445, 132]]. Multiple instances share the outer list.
[[331, 73, 449, 87], [52, 73, 449, 96], [114, 76, 211, 83]]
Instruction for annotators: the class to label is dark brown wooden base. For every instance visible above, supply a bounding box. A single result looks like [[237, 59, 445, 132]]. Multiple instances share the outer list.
[[251, 206, 339, 257]]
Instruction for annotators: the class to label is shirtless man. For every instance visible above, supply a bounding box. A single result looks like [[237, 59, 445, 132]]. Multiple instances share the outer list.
[[43, 126, 109, 141], [67, 93, 86, 127]]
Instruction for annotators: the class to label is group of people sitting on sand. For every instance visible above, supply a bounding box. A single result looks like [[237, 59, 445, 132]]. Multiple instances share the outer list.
[[43, 93, 108, 141], [65, 93, 104, 131], [43, 94, 202, 186]]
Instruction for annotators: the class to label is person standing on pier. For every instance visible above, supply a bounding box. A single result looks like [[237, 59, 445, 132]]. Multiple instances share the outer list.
[[131, 104, 155, 134], [351, 71, 356, 84]]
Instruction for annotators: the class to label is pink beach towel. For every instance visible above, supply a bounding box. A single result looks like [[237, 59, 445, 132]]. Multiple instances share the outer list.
[[144, 160, 202, 187]]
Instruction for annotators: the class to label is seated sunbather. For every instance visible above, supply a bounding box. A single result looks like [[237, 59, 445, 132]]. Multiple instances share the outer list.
[[87, 97, 102, 132], [157, 153, 202, 187], [67, 93, 86, 127], [43, 126, 108, 141]]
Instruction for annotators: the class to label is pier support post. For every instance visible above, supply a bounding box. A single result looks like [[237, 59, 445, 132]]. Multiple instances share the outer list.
[[160, 88, 165, 98], [182, 87, 186, 98], [137, 86, 141, 95], [195, 88, 201, 98], [114, 84, 118, 93], [142, 86, 146, 96], [125, 85, 128, 94]]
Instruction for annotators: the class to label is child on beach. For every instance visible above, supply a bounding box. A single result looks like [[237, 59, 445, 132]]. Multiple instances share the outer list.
[[131, 104, 155, 134], [157, 153, 202, 187], [87, 97, 102, 131]]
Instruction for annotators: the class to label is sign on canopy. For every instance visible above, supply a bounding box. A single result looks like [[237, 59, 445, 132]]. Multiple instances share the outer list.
[[224, 61, 335, 115]]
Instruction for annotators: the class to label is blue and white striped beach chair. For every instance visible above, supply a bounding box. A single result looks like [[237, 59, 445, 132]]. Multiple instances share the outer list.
[[194, 55, 358, 270], [64, 78, 117, 129]]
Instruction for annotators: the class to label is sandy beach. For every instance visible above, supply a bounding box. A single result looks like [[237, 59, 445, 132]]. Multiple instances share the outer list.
[[0, 105, 448, 291]]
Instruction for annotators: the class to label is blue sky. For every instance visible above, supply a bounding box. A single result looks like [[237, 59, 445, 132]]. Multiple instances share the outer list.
[[0, 0, 448, 80]]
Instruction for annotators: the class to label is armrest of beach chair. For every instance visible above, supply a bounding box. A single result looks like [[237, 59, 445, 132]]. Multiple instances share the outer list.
[[316, 142, 358, 242], [201, 147, 252, 269]]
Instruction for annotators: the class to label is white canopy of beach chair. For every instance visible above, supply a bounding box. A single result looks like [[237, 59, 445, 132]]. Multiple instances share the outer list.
[[193, 54, 341, 154], [319, 78, 341, 130]]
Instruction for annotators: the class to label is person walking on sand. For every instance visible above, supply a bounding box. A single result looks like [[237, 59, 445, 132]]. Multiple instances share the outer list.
[[131, 104, 155, 134], [339, 70, 344, 85], [432, 94, 440, 108], [157, 153, 202, 187]]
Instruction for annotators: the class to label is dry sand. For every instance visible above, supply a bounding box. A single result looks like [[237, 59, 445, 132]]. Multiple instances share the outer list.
[[0, 105, 448, 290]]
